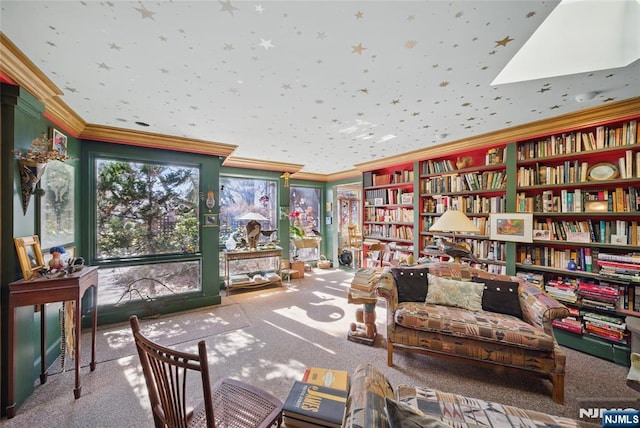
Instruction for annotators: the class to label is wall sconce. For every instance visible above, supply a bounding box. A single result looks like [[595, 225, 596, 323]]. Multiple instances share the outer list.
[[205, 190, 215, 211], [281, 172, 291, 188]]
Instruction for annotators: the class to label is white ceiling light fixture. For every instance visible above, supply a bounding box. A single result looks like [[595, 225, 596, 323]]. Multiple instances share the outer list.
[[492, 0, 640, 85]]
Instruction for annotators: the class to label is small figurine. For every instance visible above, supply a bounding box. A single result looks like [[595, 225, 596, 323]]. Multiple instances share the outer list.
[[48, 246, 66, 272]]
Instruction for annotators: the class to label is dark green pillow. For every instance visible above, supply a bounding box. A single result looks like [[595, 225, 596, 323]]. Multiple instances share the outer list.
[[391, 267, 429, 303], [385, 397, 452, 428], [472, 277, 523, 319]]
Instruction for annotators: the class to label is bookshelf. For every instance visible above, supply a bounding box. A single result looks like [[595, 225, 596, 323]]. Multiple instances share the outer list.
[[362, 164, 415, 264], [514, 116, 639, 365], [418, 146, 508, 273], [355, 99, 640, 365]]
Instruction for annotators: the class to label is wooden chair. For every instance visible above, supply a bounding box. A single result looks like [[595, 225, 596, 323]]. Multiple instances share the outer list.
[[130, 315, 283, 428], [366, 243, 391, 268]]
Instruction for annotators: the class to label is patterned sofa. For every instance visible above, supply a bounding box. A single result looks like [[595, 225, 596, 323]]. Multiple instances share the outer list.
[[376, 262, 569, 404], [342, 364, 597, 428]]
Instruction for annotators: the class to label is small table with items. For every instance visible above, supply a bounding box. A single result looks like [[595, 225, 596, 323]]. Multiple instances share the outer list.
[[223, 247, 283, 294], [6, 266, 99, 418], [347, 268, 383, 346]]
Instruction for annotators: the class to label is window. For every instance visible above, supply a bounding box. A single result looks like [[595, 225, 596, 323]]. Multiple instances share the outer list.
[[95, 157, 201, 305], [290, 186, 321, 261], [219, 177, 277, 275]]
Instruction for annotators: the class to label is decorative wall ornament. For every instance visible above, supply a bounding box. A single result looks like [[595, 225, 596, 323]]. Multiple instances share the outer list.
[[13, 132, 74, 215], [281, 172, 291, 188]]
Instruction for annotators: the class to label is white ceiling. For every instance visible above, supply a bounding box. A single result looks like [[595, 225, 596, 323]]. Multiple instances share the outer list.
[[2, 1, 639, 176]]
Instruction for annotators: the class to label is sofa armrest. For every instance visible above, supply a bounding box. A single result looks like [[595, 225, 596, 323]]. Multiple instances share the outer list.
[[343, 364, 394, 428], [375, 271, 398, 339], [519, 284, 570, 337]]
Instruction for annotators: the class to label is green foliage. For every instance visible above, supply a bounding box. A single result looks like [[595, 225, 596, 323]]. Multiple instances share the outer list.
[[96, 159, 199, 259]]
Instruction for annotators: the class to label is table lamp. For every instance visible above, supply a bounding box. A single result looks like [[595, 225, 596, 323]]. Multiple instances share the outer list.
[[429, 209, 480, 263]]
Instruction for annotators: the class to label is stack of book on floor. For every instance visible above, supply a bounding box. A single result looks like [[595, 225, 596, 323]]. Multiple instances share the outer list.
[[350, 268, 379, 292], [283, 368, 349, 428], [582, 311, 628, 344]]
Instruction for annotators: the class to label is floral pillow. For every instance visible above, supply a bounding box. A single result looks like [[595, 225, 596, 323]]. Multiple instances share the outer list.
[[425, 273, 484, 312]]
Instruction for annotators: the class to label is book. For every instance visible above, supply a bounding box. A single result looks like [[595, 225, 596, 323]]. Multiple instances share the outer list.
[[302, 367, 349, 392], [283, 381, 347, 428]]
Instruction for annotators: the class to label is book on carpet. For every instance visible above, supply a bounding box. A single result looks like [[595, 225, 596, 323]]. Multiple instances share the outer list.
[[302, 367, 349, 392], [283, 381, 347, 428]]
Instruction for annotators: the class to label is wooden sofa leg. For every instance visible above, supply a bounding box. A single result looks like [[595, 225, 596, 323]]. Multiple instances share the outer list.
[[551, 374, 564, 404], [387, 342, 394, 366]]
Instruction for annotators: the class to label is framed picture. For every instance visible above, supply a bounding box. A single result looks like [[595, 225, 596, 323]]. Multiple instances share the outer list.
[[401, 193, 413, 205], [489, 213, 533, 243], [203, 213, 219, 227], [14, 235, 45, 280], [51, 128, 68, 157]]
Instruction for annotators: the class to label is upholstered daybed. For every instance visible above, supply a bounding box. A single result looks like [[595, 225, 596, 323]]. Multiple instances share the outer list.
[[376, 262, 569, 404]]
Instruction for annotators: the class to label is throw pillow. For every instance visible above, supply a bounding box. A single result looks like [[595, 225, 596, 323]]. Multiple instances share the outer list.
[[385, 397, 452, 428], [425, 273, 484, 312], [472, 277, 523, 319], [391, 267, 429, 303]]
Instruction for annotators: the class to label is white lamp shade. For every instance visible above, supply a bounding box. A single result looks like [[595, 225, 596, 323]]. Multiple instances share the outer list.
[[429, 210, 480, 233]]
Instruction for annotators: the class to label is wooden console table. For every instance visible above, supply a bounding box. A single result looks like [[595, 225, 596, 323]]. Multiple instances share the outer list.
[[6, 266, 99, 418], [224, 248, 282, 294]]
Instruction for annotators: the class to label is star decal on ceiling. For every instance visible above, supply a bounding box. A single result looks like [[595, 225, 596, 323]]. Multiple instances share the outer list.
[[405, 40, 417, 49], [255, 4, 264, 14], [526, 11, 536, 18], [494, 36, 514, 47], [219, 0, 238, 16], [159, 35, 167, 42], [109, 43, 121, 50], [355, 10, 364, 19], [317, 32, 327, 40], [391, 99, 400, 105], [259, 38, 274, 50], [357, 88, 369, 94], [538, 87, 551, 93], [223, 43, 234, 51], [352, 43, 366, 54], [97, 62, 113, 71], [439, 81, 449, 87], [135, 4, 156, 20]]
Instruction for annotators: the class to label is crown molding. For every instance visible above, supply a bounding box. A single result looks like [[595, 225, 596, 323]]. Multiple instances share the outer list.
[[222, 156, 304, 173], [81, 124, 237, 157], [355, 96, 640, 172], [0, 32, 62, 101]]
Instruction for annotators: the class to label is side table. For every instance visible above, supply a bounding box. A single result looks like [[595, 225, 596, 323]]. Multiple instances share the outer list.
[[347, 287, 378, 346], [6, 266, 99, 418]]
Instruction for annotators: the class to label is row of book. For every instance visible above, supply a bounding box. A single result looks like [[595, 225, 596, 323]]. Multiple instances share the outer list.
[[516, 119, 638, 160], [422, 195, 506, 215], [364, 188, 412, 206], [528, 218, 640, 246], [363, 224, 414, 241], [518, 246, 596, 272], [363, 169, 414, 187], [420, 171, 506, 194], [283, 368, 349, 428], [420, 148, 505, 176], [364, 207, 413, 223], [516, 187, 640, 214], [517, 151, 640, 187]]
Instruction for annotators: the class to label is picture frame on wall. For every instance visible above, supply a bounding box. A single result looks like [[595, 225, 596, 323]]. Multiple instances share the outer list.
[[51, 128, 68, 157], [489, 213, 533, 243], [203, 213, 219, 227]]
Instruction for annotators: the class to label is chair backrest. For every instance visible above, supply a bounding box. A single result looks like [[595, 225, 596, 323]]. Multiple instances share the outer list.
[[130, 315, 214, 428], [368, 243, 390, 266]]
